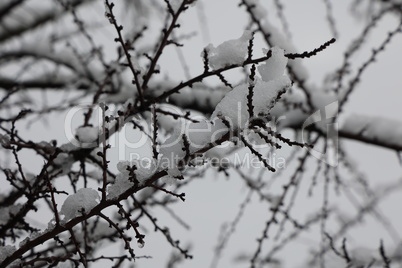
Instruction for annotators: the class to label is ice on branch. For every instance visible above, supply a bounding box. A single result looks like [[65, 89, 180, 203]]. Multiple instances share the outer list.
[[60, 188, 100, 222], [211, 47, 291, 129], [205, 30, 253, 69]]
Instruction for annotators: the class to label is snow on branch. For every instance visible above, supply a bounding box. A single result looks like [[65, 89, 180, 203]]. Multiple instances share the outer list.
[[205, 30, 253, 69], [340, 114, 402, 151]]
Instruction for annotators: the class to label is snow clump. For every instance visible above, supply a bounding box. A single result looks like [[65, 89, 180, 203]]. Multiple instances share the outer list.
[[258, 47, 288, 82], [205, 30, 253, 69], [76, 126, 99, 143], [0, 245, 15, 261], [0, 134, 10, 148], [158, 118, 228, 171], [211, 47, 291, 129], [107, 159, 158, 199], [60, 188, 100, 222]]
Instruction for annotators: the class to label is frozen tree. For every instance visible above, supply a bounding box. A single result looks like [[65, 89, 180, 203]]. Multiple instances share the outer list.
[[1, 0, 402, 267]]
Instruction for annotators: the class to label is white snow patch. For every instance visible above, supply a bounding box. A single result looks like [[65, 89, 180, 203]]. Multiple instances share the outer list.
[[117, 157, 157, 183], [210, 46, 291, 129], [59, 142, 80, 152], [108, 159, 158, 199], [342, 114, 402, 148], [166, 167, 182, 178], [0, 245, 17, 264], [258, 47, 288, 82], [211, 77, 291, 129], [134, 158, 158, 182], [60, 188, 100, 222], [19, 231, 43, 248], [0, 134, 10, 148], [107, 173, 134, 200], [205, 30, 253, 69], [158, 118, 229, 173], [76, 126, 99, 143]]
